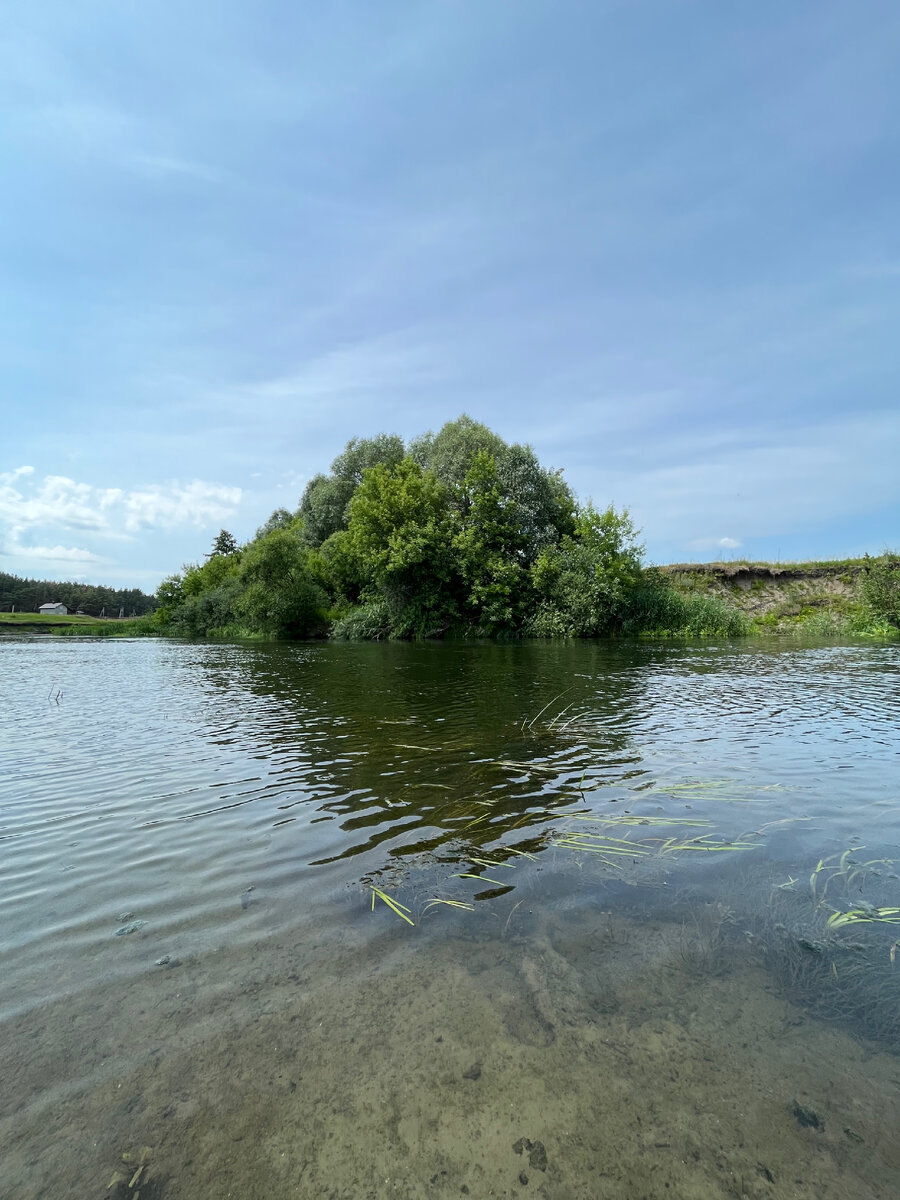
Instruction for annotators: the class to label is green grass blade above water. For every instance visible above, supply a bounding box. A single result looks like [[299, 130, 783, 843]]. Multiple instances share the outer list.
[[369, 886, 415, 926]]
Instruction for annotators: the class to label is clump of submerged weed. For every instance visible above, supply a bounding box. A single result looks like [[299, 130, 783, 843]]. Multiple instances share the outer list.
[[750, 848, 900, 1047]]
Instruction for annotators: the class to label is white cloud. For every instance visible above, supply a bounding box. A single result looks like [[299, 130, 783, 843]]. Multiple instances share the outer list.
[[7, 541, 103, 565], [688, 536, 743, 552], [0, 468, 242, 549], [121, 480, 242, 532]]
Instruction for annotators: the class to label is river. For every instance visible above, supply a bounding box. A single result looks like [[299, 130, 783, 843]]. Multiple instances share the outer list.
[[2, 636, 899, 1198]]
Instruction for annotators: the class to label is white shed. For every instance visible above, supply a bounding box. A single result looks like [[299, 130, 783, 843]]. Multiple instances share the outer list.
[[39, 602, 68, 616]]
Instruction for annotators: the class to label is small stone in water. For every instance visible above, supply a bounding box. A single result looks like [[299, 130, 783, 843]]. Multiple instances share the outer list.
[[528, 1141, 548, 1171], [115, 920, 146, 936]]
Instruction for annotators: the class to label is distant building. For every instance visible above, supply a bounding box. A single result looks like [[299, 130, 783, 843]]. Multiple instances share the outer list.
[[39, 602, 67, 616]]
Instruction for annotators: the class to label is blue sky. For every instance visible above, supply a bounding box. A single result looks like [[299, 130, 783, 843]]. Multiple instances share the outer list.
[[2, 1, 898, 590]]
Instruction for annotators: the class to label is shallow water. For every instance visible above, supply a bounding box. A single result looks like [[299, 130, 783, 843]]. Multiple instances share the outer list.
[[2, 636, 900, 1198]]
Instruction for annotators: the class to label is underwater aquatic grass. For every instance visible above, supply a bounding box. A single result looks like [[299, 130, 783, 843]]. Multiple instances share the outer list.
[[757, 847, 900, 1043], [423, 898, 475, 913], [654, 834, 762, 854], [827, 906, 900, 929], [808, 847, 892, 904], [566, 813, 715, 828], [453, 873, 507, 887], [640, 778, 786, 804]]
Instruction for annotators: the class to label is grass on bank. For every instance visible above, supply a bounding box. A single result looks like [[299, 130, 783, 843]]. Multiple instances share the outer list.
[[0, 611, 110, 627], [56, 615, 160, 637], [663, 556, 874, 572], [664, 553, 899, 639]]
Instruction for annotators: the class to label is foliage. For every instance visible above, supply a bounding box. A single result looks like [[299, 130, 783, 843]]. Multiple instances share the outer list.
[[860, 552, 900, 628], [155, 519, 327, 638], [149, 415, 757, 642], [409, 414, 507, 490], [330, 599, 393, 640], [298, 473, 354, 547], [623, 571, 749, 637], [346, 457, 459, 637], [235, 524, 328, 637], [255, 508, 294, 538], [527, 505, 644, 636], [299, 433, 406, 546], [451, 451, 524, 634], [56, 615, 161, 638], [208, 529, 239, 557], [0, 570, 155, 617]]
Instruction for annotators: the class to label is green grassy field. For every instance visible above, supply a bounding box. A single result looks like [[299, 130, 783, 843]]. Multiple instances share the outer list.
[[0, 612, 160, 637], [0, 611, 108, 626]]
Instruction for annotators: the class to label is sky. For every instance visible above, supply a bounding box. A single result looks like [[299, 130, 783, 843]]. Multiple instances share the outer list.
[[2, 1, 898, 591]]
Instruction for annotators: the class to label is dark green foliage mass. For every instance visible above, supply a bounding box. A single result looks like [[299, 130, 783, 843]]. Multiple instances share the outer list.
[[208, 529, 239, 557], [0, 571, 155, 616], [860, 552, 900, 628], [154, 416, 748, 640], [155, 515, 327, 639]]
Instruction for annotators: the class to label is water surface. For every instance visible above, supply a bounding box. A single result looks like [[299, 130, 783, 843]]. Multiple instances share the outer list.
[[2, 636, 900, 1198]]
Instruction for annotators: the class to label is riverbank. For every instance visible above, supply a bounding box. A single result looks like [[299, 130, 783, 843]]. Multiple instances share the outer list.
[[662, 558, 894, 636], [3, 556, 895, 640], [0, 612, 156, 636], [0, 612, 109, 631]]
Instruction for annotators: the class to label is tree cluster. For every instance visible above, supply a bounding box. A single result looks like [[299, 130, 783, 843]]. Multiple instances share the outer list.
[[0, 571, 156, 616], [154, 416, 740, 640]]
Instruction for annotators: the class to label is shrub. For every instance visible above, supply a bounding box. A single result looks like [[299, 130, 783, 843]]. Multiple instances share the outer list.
[[330, 600, 392, 640], [624, 573, 748, 637], [860, 553, 900, 628]]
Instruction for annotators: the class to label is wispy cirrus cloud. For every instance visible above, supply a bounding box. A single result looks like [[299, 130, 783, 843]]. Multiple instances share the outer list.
[[594, 408, 900, 559]]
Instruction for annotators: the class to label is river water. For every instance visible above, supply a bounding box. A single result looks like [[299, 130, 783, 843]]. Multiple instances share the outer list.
[[2, 636, 900, 1198]]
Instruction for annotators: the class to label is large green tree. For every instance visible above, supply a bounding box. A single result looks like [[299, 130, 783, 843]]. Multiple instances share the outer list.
[[299, 433, 406, 546], [346, 457, 458, 637], [452, 451, 526, 634]]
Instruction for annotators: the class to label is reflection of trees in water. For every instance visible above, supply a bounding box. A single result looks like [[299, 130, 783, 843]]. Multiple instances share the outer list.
[[187, 641, 651, 868]]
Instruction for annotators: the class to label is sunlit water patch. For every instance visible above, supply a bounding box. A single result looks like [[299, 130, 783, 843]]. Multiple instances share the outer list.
[[2, 635, 900, 1197]]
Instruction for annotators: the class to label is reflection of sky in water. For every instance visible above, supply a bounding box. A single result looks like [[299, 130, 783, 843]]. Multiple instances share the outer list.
[[4, 636, 900, 1198], [1, 637, 899, 1013]]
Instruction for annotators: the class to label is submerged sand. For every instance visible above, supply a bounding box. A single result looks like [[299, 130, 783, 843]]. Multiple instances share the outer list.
[[3, 900, 900, 1199]]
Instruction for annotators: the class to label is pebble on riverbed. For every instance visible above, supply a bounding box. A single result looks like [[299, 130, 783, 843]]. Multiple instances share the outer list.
[[512, 1137, 548, 1171], [115, 920, 146, 936]]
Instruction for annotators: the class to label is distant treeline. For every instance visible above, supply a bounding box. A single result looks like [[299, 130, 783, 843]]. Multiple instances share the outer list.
[[0, 571, 157, 617], [155, 415, 751, 641]]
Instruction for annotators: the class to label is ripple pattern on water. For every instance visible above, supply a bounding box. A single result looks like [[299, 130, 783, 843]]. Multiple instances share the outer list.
[[1, 636, 898, 1015]]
